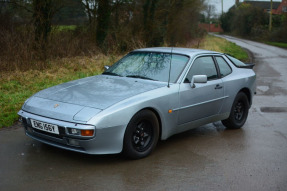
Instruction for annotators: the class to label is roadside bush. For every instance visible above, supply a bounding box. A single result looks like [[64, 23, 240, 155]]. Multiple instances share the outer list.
[[0, 23, 100, 71], [269, 13, 287, 43], [221, 3, 287, 43], [251, 25, 268, 40], [269, 26, 287, 43], [231, 4, 268, 37], [220, 8, 235, 33]]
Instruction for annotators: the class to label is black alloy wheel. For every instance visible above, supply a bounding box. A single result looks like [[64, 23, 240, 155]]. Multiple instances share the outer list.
[[123, 110, 159, 159], [222, 92, 249, 129], [234, 101, 245, 121], [132, 120, 153, 152]]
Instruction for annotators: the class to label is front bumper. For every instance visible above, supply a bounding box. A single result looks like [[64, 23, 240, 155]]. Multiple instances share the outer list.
[[18, 110, 126, 154]]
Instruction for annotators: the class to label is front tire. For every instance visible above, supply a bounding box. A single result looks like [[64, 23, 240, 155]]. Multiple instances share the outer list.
[[123, 110, 159, 159], [222, 92, 249, 129]]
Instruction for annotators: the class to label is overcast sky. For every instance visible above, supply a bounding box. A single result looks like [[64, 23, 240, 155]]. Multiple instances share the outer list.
[[209, 0, 282, 14]]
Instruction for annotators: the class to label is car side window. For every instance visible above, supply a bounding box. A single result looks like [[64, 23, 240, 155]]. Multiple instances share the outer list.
[[215, 56, 232, 77], [185, 56, 218, 83]]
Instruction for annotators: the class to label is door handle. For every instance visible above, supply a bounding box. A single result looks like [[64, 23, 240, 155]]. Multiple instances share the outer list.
[[215, 84, 223, 89]]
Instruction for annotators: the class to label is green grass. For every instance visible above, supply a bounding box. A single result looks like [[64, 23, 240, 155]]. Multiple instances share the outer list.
[[265, 41, 287, 49], [200, 35, 249, 62], [0, 56, 119, 128], [0, 35, 250, 128], [52, 25, 77, 32]]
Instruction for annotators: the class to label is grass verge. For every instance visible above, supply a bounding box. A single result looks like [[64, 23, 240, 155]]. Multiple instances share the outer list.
[[0, 35, 249, 128], [0, 55, 120, 128], [265, 41, 287, 49], [200, 35, 249, 62]]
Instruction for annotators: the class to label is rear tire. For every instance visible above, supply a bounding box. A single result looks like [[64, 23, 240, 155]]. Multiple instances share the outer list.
[[123, 110, 159, 159], [222, 92, 249, 129]]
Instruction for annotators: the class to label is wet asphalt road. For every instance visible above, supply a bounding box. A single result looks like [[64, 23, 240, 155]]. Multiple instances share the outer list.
[[1, 36, 287, 191]]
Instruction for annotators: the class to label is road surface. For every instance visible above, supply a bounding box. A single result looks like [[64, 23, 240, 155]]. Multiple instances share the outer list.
[[1, 36, 287, 191]]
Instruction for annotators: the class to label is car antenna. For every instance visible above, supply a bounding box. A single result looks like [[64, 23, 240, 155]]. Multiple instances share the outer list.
[[167, 47, 173, 88]]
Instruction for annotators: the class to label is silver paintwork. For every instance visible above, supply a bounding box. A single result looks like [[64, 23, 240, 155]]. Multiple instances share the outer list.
[[18, 47, 256, 155], [192, 75, 207, 84]]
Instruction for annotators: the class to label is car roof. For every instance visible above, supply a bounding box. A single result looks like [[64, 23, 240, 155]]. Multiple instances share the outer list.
[[133, 47, 221, 57]]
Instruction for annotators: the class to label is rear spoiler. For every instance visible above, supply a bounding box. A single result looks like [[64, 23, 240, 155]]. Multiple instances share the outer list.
[[238, 63, 255, 69], [224, 54, 255, 69]]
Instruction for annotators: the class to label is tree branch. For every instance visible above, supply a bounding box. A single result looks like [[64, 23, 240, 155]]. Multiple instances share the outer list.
[[2, 0, 33, 13]]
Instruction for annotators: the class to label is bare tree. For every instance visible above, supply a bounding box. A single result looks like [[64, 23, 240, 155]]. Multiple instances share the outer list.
[[82, 0, 97, 25], [205, 4, 216, 22], [3, 0, 65, 43]]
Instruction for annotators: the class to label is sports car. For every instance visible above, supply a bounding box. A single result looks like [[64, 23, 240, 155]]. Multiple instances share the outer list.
[[18, 47, 256, 159]]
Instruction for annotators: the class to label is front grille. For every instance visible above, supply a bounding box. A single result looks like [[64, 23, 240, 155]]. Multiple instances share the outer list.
[[26, 132, 86, 152], [32, 127, 66, 139]]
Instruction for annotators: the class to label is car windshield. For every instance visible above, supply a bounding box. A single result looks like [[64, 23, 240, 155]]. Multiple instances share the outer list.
[[103, 52, 189, 83]]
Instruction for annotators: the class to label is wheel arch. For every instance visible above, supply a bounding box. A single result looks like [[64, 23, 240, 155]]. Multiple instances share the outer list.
[[122, 107, 162, 159], [138, 107, 162, 141], [239, 87, 252, 107]]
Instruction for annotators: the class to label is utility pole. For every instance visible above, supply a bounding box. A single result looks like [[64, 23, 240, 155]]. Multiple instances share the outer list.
[[221, 0, 223, 15], [269, 0, 273, 31]]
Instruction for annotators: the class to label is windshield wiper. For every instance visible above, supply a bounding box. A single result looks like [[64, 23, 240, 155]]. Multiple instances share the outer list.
[[126, 75, 157, 81], [102, 71, 122, 77]]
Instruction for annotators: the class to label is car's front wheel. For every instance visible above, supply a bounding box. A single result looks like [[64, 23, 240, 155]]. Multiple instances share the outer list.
[[123, 110, 159, 159], [222, 92, 250, 129]]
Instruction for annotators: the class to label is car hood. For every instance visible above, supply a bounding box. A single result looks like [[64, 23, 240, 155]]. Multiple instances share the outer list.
[[23, 75, 166, 122]]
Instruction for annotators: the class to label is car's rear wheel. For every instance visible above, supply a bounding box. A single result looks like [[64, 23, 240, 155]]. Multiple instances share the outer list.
[[222, 92, 249, 129], [123, 110, 159, 159]]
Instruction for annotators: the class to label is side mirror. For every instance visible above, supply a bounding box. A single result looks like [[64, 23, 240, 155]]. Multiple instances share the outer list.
[[104, 66, 110, 71], [190, 75, 207, 88]]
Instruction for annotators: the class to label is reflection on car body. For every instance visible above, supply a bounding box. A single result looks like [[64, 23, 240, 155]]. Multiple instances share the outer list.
[[18, 47, 256, 159]]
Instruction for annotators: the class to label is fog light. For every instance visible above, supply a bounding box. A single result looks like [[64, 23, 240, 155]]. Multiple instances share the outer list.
[[68, 139, 80, 146], [81, 130, 94, 136]]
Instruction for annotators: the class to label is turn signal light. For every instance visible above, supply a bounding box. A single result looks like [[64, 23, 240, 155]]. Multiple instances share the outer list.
[[81, 130, 94, 136]]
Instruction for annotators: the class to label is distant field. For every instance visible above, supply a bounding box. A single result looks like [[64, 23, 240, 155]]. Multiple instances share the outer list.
[[0, 35, 249, 128], [53, 25, 77, 32]]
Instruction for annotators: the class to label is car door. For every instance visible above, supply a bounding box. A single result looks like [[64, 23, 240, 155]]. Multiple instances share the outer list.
[[177, 56, 224, 125]]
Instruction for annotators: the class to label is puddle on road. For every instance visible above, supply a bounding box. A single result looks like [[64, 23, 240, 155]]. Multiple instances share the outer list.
[[257, 86, 269, 93], [260, 107, 287, 113]]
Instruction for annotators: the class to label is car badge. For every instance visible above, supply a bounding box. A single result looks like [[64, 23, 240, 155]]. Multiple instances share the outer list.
[[54, 104, 59, 108]]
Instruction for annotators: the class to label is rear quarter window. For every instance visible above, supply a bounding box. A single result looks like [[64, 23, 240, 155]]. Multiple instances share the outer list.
[[215, 56, 232, 77], [226, 55, 247, 67]]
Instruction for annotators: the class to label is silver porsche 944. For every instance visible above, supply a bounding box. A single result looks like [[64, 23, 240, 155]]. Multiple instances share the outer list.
[[18, 47, 256, 159]]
